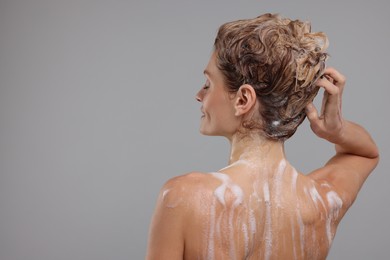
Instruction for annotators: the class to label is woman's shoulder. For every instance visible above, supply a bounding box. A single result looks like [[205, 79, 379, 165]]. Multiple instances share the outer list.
[[147, 172, 212, 258], [164, 171, 210, 185], [163, 171, 220, 194], [159, 172, 218, 209]]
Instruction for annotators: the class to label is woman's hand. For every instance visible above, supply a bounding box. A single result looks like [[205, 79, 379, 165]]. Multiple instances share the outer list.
[[305, 67, 346, 144], [306, 67, 378, 212]]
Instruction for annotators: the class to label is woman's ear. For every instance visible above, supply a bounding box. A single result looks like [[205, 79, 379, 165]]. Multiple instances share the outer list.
[[234, 84, 257, 116]]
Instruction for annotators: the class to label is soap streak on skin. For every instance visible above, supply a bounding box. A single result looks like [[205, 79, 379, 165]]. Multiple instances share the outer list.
[[212, 172, 230, 206], [242, 223, 249, 257], [162, 189, 170, 199], [309, 186, 326, 210], [290, 168, 305, 258], [263, 181, 272, 260], [249, 208, 256, 235], [273, 159, 287, 208], [161, 189, 181, 208], [309, 182, 331, 252], [289, 169, 299, 260], [207, 198, 217, 260], [271, 159, 287, 256], [290, 217, 298, 260], [327, 191, 343, 217], [228, 185, 244, 259], [309, 183, 332, 255], [325, 214, 332, 245], [291, 168, 298, 193], [210, 172, 244, 260], [220, 159, 260, 171], [296, 208, 305, 258], [216, 213, 223, 238], [303, 186, 319, 260], [307, 184, 330, 246], [248, 187, 259, 253], [311, 232, 318, 260], [326, 191, 343, 245], [202, 164, 335, 259]]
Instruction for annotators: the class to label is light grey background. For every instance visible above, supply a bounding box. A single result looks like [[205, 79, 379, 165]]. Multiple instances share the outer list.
[[0, 0, 389, 259]]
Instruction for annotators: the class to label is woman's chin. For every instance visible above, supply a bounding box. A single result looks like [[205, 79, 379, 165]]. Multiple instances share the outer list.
[[199, 127, 221, 136], [199, 126, 213, 136], [199, 128, 209, 135]]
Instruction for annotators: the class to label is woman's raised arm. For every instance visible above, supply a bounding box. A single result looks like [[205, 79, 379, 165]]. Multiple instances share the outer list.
[[306, 67, 379, 208]]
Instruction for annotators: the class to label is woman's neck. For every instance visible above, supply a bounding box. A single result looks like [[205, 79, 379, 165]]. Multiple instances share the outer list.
[[228, 132, 286, 167]]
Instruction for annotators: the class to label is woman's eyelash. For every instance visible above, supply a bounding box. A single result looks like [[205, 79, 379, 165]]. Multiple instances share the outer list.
[[203, 80, 210, 89]]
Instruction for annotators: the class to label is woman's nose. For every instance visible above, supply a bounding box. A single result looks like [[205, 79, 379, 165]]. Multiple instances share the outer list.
[[195, 89, 202, 102]]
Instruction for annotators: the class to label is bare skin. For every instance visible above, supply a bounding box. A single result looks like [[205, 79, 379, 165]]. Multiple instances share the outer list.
[[145, 54, 379, 260]]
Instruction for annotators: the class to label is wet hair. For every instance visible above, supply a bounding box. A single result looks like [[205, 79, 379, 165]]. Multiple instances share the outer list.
[[214, 13, 328, 140]]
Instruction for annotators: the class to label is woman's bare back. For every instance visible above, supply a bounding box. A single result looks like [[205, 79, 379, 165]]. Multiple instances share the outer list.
[[177, 160, 344, 260], [146, 15, 379, 260]]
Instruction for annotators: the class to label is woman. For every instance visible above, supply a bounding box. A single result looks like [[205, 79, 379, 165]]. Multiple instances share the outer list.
[[146, 13, 379, 260]]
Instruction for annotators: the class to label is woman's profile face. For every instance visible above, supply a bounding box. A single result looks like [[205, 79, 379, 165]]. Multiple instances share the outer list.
[[196, 53, 239, 137]]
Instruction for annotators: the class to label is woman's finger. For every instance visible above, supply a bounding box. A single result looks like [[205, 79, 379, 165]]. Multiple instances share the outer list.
[[316, 77, 340, 116], [306, 102, 324, 135], [305, 102, 320, 123], [322, 67, 346, 92], [316, 77, 339, 95]]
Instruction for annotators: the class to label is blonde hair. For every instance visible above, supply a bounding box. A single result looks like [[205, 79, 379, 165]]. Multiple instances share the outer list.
[[214, 13, 328, 139]]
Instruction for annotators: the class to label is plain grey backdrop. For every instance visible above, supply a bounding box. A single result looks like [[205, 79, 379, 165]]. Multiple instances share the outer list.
[[0, 0, 389, 259]]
